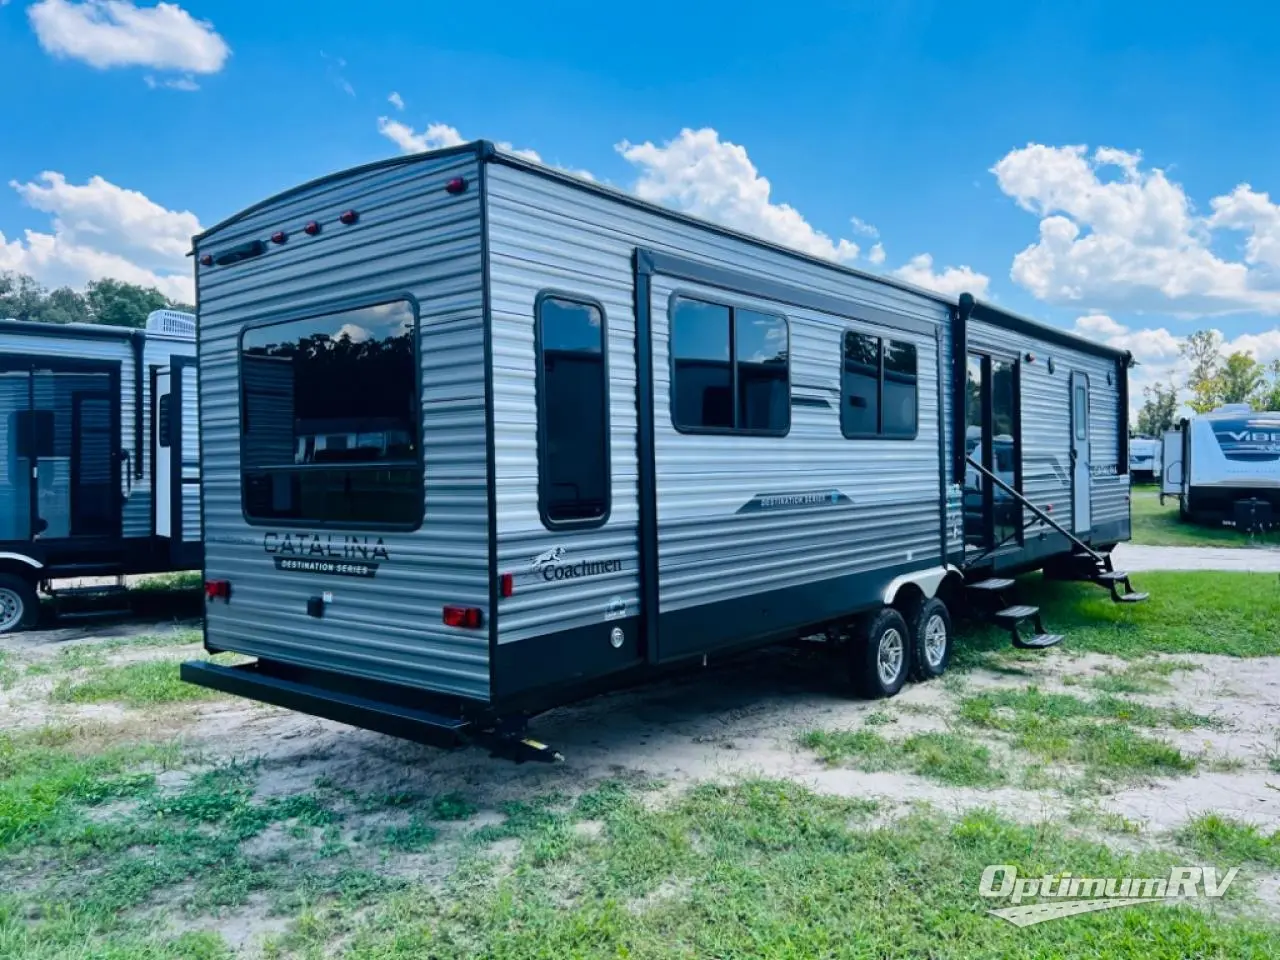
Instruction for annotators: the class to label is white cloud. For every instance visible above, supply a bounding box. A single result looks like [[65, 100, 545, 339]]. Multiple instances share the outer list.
[[868, 242, 886, 266], [892, 253, 990, 299], [849, 216, 879, 238], [992, 143, 1280, 315], [376, 118, 465, 154], [1, 172, 199, 302], [616, 128, 862, 263], [144, 73, 199, 91], [387, 91, 404, 111], [28, 1, 229, 74]]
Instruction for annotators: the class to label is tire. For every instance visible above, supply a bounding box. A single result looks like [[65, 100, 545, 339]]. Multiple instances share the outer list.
[[0, 573, 38, 635], [907, 597, 953, 682], [849, 607, 910, 699]]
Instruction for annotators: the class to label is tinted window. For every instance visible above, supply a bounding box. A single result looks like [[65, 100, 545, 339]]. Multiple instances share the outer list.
[[158, 394, 171, 448], [240, 300, 421, 526], [842, 331, 880, 437], [670, 297, 788, 434], [882, 340, 918, 438], [537, 296, 609, 525], [1074, 385, 1088, 440]]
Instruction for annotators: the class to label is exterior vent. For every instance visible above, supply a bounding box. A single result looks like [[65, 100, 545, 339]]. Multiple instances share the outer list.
[[146, 309, 196, 339]]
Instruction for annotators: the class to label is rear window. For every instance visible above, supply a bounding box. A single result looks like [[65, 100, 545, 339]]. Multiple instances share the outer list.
[[239, 299, 422, 527]]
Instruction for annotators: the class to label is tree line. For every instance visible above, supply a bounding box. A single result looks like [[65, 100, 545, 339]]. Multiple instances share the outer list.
[[0, 271, 194, 330], [1135, 330, 1280, 436]]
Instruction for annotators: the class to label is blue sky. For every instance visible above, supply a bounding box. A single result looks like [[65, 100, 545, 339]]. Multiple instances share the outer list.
[[4, 0, 1280, 403]]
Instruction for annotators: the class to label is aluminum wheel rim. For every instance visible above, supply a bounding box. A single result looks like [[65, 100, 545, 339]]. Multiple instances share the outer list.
[[877, 627, 904, 686], [923, 614, 948, 668], [0, 587, 24, 634]]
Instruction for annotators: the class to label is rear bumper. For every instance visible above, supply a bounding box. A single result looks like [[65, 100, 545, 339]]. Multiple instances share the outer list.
[[181, 659, 474, 748]]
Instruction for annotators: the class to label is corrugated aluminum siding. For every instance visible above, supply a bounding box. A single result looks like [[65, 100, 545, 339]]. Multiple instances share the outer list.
[[486, 162, 949, 639], [196, 151, 490, 701], [966, 321, 1128, 537]]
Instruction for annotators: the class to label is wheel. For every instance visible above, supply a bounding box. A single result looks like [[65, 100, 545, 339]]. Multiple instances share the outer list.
[[907, 597, 952, 682], [0, 573, 39, 635], [849, 607, 910, 698]]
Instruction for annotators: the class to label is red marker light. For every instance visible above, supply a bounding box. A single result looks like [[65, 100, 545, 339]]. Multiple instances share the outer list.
[[303, 221, 321, 236], [199, 254, 213, 266], [500, 573, 514, 598], [204, 579, 232, 601], [271, 230, 288, 244], [443, 605, 483, 628], [445, 177, 468, 195], [339, 209, 359, 225]]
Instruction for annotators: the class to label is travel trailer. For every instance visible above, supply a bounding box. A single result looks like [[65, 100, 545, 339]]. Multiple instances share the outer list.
[[1129, 434, 1162, 482], [1162, 405, 1280, 530], [182, 141, 1144, 756], [0, 311, 201, 633]]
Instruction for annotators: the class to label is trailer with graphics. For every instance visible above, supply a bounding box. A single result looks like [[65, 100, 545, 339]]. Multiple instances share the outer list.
[[0, 311, 201, 632], [182, 141, 1145, 755], [1161, 405, 1280, 531]]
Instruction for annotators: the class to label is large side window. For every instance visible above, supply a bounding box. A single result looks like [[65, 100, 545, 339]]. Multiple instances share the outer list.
[[841, 331, 918, 440], [670, 296, 789, 434], [239, 299, 422, 527], [536, 294, 610, 527]]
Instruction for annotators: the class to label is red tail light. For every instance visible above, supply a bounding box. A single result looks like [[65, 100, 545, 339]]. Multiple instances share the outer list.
[[445, 177, 468, 195], [338, 209, 359, 225], [303, 221, 321, 236], [204, 579, 232, 601], [443, 605, 483, 628], [500, 573, 514, 598], [271, 230, 288, 244]]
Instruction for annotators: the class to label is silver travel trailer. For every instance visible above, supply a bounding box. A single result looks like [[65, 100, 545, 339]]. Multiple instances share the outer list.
[[1129, 435, 1162, 482], [0, 311, 201, 632], [182, 141, 1143, 755], [1161, 405, 1280, 530]]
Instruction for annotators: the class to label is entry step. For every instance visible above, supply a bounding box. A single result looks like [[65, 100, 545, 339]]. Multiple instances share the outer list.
[[1114, 591, 1149, 604], [994, 605, 1039, 623], [967, 578, 1015, 592], [1092, 571, 1130, 583], [1013, 633, 1064, 650]]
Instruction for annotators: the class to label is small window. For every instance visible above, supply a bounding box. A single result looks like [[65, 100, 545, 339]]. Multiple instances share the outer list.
[[239, 299, 421, 527], [536, 295, 609, 526], [1074, 385, 1088, 441], [670, 296, 789, 434], [157, 394, 172, 448], [842, 331, 918, 439]]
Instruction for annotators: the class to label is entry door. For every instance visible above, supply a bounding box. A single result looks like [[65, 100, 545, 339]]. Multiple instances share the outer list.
[[964, 353, 1022, 555], [0, 357, 121, 542], [1070, 372, 1092, 533], [155, 369, 173, 537]]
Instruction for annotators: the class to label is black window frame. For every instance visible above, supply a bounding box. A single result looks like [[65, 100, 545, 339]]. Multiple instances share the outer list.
[[840, 328, 920, 441], [236, 293, 424, 532], [667, 291, 791, 437], [533, 290, 612, 531], [157, 393, 172, 449]]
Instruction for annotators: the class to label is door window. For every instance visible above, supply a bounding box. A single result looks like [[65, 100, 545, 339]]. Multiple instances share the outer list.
[[1074, 384, 1089, 440]]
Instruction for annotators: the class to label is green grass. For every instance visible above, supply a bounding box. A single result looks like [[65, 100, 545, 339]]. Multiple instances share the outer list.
[[801, 729, 1008, 787], [1131, 487, 1278, 547], [957, 686, 1202, 783], [129, 571, 202, 593], [49, 656, 230, 707], [956, 571, 1280, 661], [1176, 813, 1280, 868], [274, 780, 1280, 960], [1088, 658, 1197, 695]]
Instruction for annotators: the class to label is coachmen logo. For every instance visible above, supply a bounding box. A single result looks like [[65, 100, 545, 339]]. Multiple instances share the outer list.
[[527, 546, 623, 582]]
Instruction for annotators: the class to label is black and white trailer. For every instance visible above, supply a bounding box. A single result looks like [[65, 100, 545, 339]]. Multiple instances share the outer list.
[[0, 312, 201, 632], [183, 142, 1144, 755], [1161, 405, 1280, 531]]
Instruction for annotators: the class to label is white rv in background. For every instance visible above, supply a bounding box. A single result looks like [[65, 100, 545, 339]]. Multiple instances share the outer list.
[[1129, 435, 1162, 482], [1162, 404, 1280, 529], [0, 310, 201, 632]]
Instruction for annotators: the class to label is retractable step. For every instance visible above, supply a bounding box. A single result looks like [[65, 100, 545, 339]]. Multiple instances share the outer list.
[[967, 578, 1016, 592], [1014, 633, 1064, 650], [991, 603, 1060, 651], [1089, 569, 1149, 604]]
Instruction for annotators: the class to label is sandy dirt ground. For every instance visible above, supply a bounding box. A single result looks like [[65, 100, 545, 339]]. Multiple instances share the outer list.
[[4, 617, 1278, 836]]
